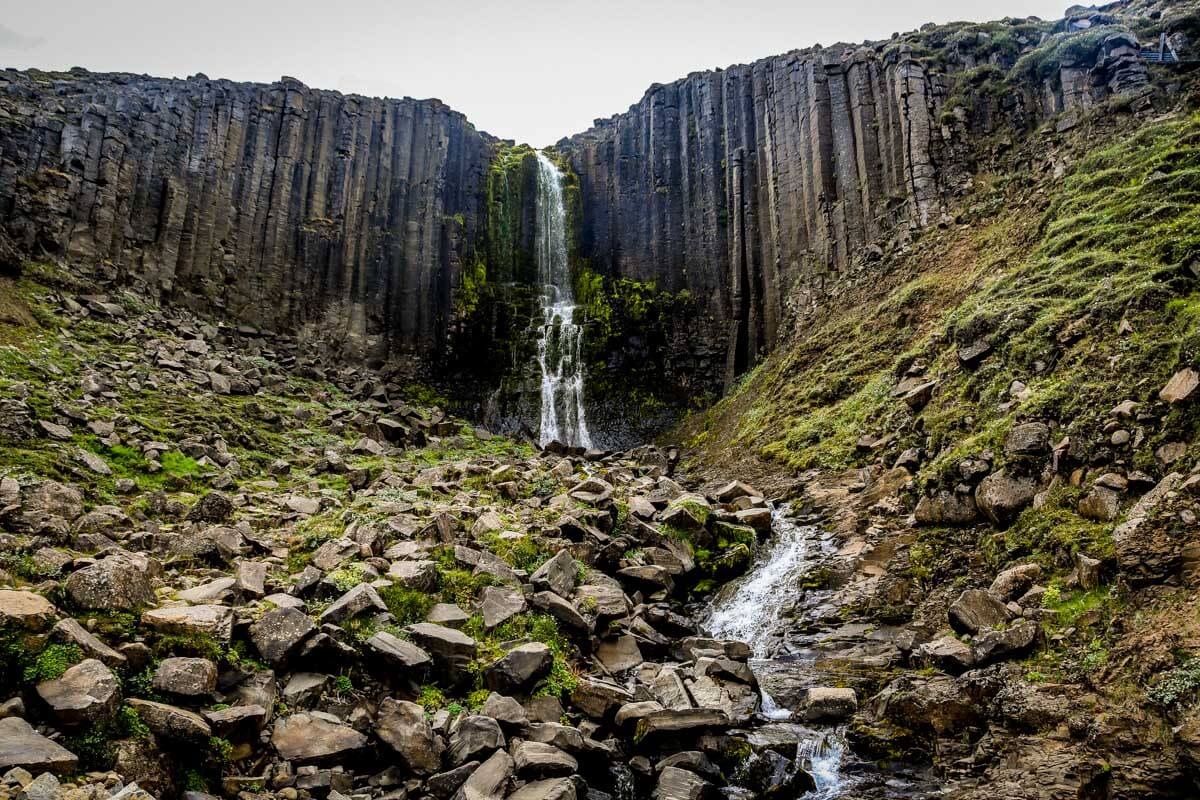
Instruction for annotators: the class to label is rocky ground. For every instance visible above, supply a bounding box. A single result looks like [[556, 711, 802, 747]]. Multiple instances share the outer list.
[[0, 270, 854, 800]]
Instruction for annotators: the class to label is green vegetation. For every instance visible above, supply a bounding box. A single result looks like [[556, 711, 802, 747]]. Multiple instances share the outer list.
[[379, 585, 435, 627], [1146, 658, 1200, 709], [692, 112, 1200, 493]]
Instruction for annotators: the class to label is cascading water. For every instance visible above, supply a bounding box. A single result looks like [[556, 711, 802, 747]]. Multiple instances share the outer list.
[[707, 505, 848, 796], [533, 151, 592, 449]]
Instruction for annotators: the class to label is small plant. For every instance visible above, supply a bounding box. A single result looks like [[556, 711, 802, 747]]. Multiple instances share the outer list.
[[1146, 658, 1200, 709], [418, 684, 447, 710], [379, 585, 434, 627], [333, 674, 354, 696], [23, 643, 82, 683]]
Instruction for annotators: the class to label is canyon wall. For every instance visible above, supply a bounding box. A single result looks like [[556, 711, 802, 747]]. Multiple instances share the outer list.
[[0, 70, 494, 363], [559, 21, 1154, 393], [0, 10, 1157, 440]]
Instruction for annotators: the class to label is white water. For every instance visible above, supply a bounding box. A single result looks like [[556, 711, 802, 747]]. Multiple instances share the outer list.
[[533, 151, 592, 449], [707, 506, 849, 797], [799, 731, 850, 799], [707, 506, 822, 658]]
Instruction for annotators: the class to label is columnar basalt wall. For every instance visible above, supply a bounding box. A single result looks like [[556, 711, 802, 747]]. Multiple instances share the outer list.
[[560, 31, 1151, 392], [0, 70, 494, 363], [560, 47, 960, 392]]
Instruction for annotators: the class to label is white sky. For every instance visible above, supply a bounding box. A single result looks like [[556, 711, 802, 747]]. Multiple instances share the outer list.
[[2, 0, 1066, 146]]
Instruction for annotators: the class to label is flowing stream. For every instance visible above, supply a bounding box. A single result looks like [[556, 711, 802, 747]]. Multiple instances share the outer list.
[[707, 506, 849, 797], [533, 151, 592, 449]]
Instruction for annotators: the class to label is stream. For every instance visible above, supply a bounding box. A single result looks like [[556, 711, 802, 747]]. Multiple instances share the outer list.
[[706, 505, 934, 799]]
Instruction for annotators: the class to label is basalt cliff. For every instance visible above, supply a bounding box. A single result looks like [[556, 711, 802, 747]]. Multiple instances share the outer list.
[[7, 1, 1200, 800], [0, 2, 1171, 444]]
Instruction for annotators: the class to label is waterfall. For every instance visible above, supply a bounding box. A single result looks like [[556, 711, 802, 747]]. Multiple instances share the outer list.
[[707, 506, 823, 657], [533, 151, 592, 449]]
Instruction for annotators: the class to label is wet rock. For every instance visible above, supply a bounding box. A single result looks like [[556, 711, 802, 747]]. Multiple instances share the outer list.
[[484, 643, 553, 694], [0, 717, 78, 772], [798, 687, 857, 722], [735, 748, 814, 799], [949, 589, 1014, 634], [376, 698, 443, 775], [0, 590, 57, 631], [272, 712, 367, 765], [36, 659, 120, 727]]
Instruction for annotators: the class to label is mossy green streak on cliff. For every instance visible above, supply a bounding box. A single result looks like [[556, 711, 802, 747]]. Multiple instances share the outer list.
[[687, 110, 1200, 486]]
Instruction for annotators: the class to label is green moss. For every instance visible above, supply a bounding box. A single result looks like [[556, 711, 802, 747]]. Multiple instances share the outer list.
[[24, 643, 83, 683], [379, 586, 435, 627]]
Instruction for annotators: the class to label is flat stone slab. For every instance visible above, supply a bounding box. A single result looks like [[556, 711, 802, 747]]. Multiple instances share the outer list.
[[0, 717, 79, 773]]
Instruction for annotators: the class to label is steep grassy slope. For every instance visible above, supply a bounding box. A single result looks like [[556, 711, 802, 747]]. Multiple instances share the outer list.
[[686, 108, 1200, 494]]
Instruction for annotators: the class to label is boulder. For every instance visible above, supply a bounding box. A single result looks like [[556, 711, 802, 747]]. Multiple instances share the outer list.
[[949, 589, 1013, 635], [141, 604, 233, 643], [989, 564, 1043, 601], [36, 659, 120, 727], [318, 584, 388, 625], [530, 550, 577, 598], [634, 708, 729, 740], [478, 586, 526, 629], [128, 699, 212, 743], [0, 717, 78, 772], [914, 492, 977, 525], [973, 620, 1040, 665], [272, 712, 368, 765], [655, 766, 714, 800], [570, 676, 634, 719], [596, 635, 644, 673], [151, 657, 217, 697], [1160, 368, 1199, 403], [186, 492, 233, 523], [249, 607, 316, 665], [798, 687, 857, 722], [1079, 486, 1121, 522], [367, 631, 433, 671], [387, 560, 439, 591], [453, 749, 513, 800], [914, 635, 976, 674], [511, 739, 577, 777], [376, 698, 443, 775], [484, 643, 553, 694], [449, 715, 505, 765], [1004, 422, 1051, 457], [405, 623, 477, 678], [507, 778, 577, 800], [975, 472, 1037, 525], [66, 557, 156, 611], [530, 591, 591, 633], [0, 590, 57, 631], [50, 618, 126, 667]]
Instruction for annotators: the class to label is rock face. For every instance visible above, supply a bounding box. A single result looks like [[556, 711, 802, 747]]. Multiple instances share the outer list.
[[0, 70, 493, 363], [0, 717, 79, 772], [0, 28, 1146, 422]]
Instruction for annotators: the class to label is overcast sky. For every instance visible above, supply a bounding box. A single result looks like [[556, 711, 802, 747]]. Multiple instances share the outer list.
[[2, 0, 1065, 146]]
